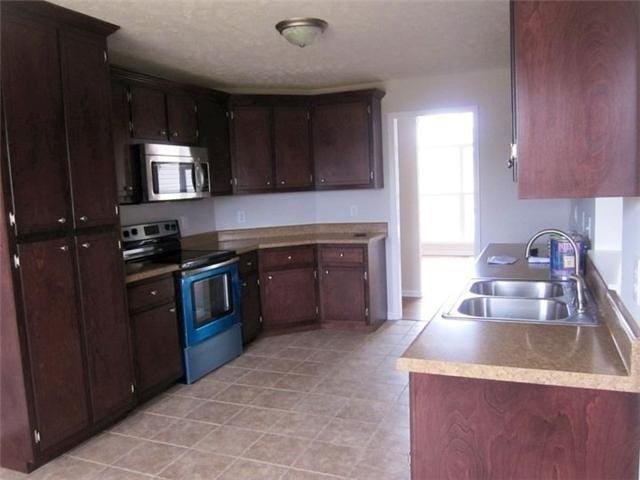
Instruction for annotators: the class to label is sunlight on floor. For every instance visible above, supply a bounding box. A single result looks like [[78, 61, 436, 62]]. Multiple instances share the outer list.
[[402, 256, 474, 321]]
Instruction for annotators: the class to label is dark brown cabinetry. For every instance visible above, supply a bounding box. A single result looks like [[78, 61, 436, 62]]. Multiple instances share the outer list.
[[16, 238, 90, 452], [167, 93, 199, 144], [1, 15, 71, 235], [198, 97, 233, 195], [313, 90, 384, 190], [128, 275, 183, 397], [318, 242, 386, 331], [239, 251, 261, 344], [230, 105, 275, 193], [274, 106, 313, 190], [410, 373, 640, 480], [60, 31, 119, 228], [512, 1, 639, 198], [75, 231, 134, 421], [111, 80, 141, 204], [1, 2, 133, 473], [259, 246, 319, 333]]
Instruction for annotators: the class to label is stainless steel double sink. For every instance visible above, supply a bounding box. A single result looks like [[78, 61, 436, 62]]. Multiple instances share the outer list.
[[443, 279, 598, 326]]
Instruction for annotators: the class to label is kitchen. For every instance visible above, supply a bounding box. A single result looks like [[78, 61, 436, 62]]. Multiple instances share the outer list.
[[0, 1, 639, 479]]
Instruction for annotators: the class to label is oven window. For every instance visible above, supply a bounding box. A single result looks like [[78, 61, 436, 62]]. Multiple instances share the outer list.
[[152, 162, 196, 194], [190, 273, 232, 327]]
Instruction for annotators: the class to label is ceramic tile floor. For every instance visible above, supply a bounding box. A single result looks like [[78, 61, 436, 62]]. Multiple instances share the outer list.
[[0, 320, 427, 480]]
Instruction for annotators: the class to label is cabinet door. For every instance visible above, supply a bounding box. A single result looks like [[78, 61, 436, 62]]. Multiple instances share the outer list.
[[167, 93, 198, 144], [261, 267, 317, 331], [111, 81, 141, 204], [17, 238, 89, 451], [60, 31, 119, 228], [198, 98, 233, 195], [274, 106, 313, 190], [1, 16, 72, 235], [131, 303, 183, 393], [130, 85, 168, 141], [241, 272, 261, 344], [230, 106, 274, 193], [514, 1, 639, 198], [313, 101, 371, 188], [76, 231, 134, 421], [319, 267, 366, 324]]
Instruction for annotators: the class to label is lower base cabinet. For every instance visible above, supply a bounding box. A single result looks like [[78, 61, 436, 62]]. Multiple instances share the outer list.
[[410, 373, 640, 480], [241, 272, 262, 343], [319, 266, 367, 324], [127, 274, 183, 398]]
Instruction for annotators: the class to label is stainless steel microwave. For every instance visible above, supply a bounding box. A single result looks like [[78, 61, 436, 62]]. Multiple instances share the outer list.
[[138, 144, 211, 202]]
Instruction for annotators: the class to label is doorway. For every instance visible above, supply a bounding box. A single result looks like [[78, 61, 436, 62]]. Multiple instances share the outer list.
[[399, 108, 478, 320]]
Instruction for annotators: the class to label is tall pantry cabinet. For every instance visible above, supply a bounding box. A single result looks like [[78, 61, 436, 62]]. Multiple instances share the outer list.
[[0, 2, 134, 473]]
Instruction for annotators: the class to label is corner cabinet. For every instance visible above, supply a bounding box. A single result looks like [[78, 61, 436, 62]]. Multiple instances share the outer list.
[[512, 1, 639, 198], [313, 90, 385, 190], [1, 2, 135, 473]]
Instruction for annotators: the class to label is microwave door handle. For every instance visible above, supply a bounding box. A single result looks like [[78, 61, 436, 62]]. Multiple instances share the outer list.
[[192, 163, 200, 192], [197, 163, 207, 192]]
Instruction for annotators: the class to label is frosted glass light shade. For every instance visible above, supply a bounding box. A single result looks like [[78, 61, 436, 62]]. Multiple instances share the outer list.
[[276, 18, 328, 48]]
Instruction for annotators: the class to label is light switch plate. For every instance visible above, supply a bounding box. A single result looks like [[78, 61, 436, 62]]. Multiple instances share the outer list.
[[350, 205, 358, 217], [237, 210, 246, 224]]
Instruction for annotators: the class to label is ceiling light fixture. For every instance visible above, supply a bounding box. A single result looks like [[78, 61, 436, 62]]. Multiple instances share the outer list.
[[275, 17, 328, 48]]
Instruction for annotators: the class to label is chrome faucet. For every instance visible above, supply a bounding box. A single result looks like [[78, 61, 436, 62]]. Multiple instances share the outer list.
[[524, 229, 586, 313]]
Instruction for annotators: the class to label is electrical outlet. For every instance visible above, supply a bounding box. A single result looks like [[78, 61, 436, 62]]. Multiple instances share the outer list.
[[237, 210, 246, 224], [634, 256, 640, 306], [573, 205, 579, 225], [350, 205, 358, 217]]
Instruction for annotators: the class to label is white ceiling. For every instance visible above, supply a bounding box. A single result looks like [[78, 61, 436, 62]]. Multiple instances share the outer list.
[[50, 0, 510, 91]]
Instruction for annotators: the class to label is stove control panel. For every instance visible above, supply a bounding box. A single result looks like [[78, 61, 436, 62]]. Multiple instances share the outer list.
[[121, 220, 180, 242]]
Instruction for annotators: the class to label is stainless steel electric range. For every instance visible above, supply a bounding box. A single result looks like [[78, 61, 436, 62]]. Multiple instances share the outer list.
[[122, 220, 243, 383]]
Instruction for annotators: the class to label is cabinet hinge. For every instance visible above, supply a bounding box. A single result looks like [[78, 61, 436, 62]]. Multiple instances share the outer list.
[[309, 174, 313, 183], [233, 178, 238, 186], [365, 307, 369, 317], [126, 91, 132, 102], [8, 211, 16, 228], [117, 240, 122, 250], [130, 383, 135, 394], [307, 111, 311, 121], [196, 128, 200, 139], [367, 105, 371, 115], [315, 306, 319, 315], [115, 205, 119, 215], [313, 270, 317, 280], [364, 271, 368, 281], [103, 50, 108, 63], [128, 120, 134, 133], [13, 254, 20, 269], [370, 171, 374, 180], [229, 111, 234, 120], [510, 142, 518, 160], [33, 430, 41, 444], [259, 315, 263, 324], [194, 104, 198, 113], [256, 278, 260, 286]]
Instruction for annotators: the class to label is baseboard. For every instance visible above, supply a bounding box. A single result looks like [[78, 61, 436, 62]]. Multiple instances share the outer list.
[[402, 290, 423, 298]]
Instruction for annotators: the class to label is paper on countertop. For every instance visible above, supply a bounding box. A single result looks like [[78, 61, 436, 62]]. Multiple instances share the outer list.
[[487, 255, 518, 265], [527, 256, 550, 264]]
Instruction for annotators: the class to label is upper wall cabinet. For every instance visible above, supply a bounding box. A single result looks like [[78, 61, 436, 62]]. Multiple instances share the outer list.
[[197, 96, 233, 195], [512, 1, 639, 198], [312, 90, 385, 190], [274, 104, 313, 190]]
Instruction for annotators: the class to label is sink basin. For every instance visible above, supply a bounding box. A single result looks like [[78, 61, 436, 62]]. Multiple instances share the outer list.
[[455, 297, 570, 322], [469, 280, 565, 299]]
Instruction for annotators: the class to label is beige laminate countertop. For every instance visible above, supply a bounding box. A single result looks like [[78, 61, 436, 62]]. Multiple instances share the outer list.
[[125, 230, 386, 283], [397, 244, 639, 393]]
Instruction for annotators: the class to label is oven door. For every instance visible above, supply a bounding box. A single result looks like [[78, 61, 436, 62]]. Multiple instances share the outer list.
[[144, 156, 210, 202], [179, 258, 241, 346]]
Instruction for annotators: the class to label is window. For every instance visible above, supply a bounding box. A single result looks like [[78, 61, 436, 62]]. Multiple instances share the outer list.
[[417, 111, 475, 255]]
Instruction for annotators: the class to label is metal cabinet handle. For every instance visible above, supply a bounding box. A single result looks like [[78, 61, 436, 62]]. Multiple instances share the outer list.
[[287, 255, 292, 260], [60, 245, 69, 252], [320, 178, 326, 183], [169, 307, 176, 313], [79, 216, 88, 222], [280, 181, 285, 185], [159, 129, 167, 136], [172, 131, 179, 137], [266, 180, 271, 186], [57, 217, 66, 224], [124, 185, 134, 192], [81, 242, 90, 249], [339, 253, 344, 257], [325, 270, 329, 275], [268, 275, 273, 280], [149, 290, 158, 296], [242, 281, 248, 288], [246, 261, 253, 267]]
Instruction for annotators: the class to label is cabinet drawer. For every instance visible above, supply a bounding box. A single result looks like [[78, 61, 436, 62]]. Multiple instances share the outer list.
[[239, 250, 258, 277], [260, 245, 316, 270], [128, 275, 175, 313], [320, 246, 365, 266]]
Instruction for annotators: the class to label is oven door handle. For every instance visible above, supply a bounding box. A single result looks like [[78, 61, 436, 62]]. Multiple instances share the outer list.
[[180, 257, 238, 277]]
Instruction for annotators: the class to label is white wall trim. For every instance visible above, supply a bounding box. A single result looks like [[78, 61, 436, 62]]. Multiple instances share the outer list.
[[402, 290, 423, 298]]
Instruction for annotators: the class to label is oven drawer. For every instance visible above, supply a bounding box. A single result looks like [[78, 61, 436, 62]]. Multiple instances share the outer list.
[[128, 275, 175, 313], [319, 245, 365, 266], [259, 245, 316, 270]]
